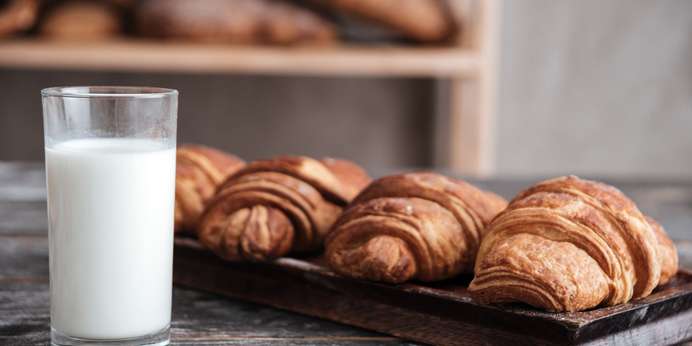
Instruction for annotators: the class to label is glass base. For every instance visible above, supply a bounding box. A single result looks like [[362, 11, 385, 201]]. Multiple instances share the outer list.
[[51, 325, 169, 346]]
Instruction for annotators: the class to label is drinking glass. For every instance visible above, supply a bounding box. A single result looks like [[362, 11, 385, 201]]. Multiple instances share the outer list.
[[42, 86, 178, 345]]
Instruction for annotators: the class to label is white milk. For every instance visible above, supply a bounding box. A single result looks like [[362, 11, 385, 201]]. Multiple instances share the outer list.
[[46, 138, 175, 339]]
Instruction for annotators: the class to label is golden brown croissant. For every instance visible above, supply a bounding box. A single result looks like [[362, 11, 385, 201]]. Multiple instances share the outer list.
[[197, 156, 370, 261], [325, 172, 507, 283], [647, 216, 679, 285], [175, 145, 245, 234], [469, 175, 679, 312]]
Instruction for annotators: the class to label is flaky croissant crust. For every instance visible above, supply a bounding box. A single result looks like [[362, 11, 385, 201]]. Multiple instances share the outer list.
[[469, 175, 678, 312], [197, 156, 370, 261], [325, 172, 507, 283], [174, 145, 245, 233]]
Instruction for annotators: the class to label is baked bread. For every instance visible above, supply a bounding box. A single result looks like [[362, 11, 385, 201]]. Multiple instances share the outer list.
[[175, 145, 245, 234], [647, 216, 679, 285], [0, 0, 38, 38], [39, 1, 122, 41], [309, 0, 455, 42], [325, 172, 507, 283], [469, 176, 679, 312], [198, 156, 370, 261], [135, 0, 335, 45]]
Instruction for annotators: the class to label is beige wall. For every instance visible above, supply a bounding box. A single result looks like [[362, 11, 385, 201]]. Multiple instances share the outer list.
[[495, 0, 692, 178]]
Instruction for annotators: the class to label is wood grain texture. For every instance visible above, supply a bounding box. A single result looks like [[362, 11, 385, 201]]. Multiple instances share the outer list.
[[0, 162, 45, 202], [174, 238, 692, 346], [0, 40, 478, 78], [0, 281, 404, 345], [0, 162, 47, 234], [0, 282, 50, 345], [0, 201, 46, 235], [0, 236, 48, 279]]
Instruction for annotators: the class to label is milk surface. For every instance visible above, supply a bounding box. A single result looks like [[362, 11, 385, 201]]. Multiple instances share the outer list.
[[46, 138, 175, 339]]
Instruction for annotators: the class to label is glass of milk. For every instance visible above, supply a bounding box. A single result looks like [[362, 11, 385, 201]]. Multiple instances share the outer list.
[[42, 86, 178, 346]]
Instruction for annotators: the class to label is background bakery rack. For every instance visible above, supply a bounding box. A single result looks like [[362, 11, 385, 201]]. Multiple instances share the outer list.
[[0, 0, 499, 176]]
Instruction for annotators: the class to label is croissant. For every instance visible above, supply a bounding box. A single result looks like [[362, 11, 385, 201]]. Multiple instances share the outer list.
[[325, 172, 507, 283], [197, 156, 370, 261], [175, 145, 245, 234], [469, 176, 679, 312], [647, 216, 679, 285]]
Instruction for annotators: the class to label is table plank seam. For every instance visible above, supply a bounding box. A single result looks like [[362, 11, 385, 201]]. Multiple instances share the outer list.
[[171, 336, 399, 341], [0, 233, 47, 238], [0, 276, 48, 283]]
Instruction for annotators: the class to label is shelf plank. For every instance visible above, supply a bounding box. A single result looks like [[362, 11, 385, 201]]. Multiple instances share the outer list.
[[0, 39, 478, 77]]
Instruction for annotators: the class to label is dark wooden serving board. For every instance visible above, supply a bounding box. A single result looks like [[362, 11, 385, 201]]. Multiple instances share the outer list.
[[173, 238, 692, 346]]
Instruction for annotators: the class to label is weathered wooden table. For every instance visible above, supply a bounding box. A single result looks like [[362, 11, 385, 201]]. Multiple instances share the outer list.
[[1, 162, 691, 345]]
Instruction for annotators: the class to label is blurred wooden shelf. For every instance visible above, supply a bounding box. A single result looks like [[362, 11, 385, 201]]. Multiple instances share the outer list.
[[0, 39, 479, 77], [0, 1, 498, 176]]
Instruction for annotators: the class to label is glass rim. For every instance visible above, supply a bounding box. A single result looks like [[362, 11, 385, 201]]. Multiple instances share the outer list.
[[41, 86, 178, 99]]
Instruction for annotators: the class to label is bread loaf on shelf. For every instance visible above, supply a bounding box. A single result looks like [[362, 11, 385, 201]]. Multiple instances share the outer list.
[[0, 0, 38, 37], [325, 172, 507, 283], [39, 1, 122, 41], [469, 176, 679, 312], [309, 0, 457, 42], [135, 0, 336, 45], [198, 155, 370, 261]]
